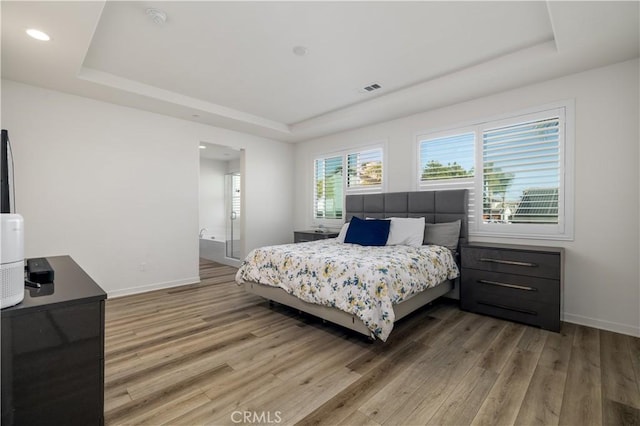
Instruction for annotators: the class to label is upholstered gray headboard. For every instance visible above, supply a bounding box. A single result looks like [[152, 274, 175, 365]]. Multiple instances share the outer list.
[[345, 190, 469, 249]]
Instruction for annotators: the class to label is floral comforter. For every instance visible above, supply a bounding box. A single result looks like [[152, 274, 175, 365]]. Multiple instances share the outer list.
[[235, 239, 459, 341]]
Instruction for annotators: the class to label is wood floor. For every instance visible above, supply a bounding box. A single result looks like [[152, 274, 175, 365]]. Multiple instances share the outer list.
[[104, 259, 640, 426]]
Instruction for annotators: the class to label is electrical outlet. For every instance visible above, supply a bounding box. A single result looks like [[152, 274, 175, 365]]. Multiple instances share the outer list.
[[139, 262, 147, 272]]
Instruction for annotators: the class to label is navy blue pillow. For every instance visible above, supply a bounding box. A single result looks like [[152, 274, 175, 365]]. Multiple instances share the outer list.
[[344, 216, 390, 246]]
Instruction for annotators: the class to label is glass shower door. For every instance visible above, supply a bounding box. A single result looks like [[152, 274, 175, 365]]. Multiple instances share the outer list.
[[225, 173, 241, 260]]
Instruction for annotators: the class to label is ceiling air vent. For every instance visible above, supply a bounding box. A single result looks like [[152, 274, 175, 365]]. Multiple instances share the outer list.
[[363, 83, 382, 92]]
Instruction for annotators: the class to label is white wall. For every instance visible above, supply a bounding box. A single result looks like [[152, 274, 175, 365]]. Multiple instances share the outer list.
[[199, 157, 226, 240], [294, 59, 640, 337], [2, 80, 294, 297], [226, 158, 240, 174]]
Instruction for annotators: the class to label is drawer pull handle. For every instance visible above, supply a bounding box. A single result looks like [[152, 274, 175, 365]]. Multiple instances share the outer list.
[[477, 279, 536, 292], [478, 301, 538, 316], [480, 258, 537, 267]]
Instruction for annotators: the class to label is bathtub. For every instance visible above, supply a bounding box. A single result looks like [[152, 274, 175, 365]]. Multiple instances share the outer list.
[[199, 236, 241, 267]]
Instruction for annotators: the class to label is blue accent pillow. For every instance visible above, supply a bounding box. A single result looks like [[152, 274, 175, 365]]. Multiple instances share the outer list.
[[344, 216, 390, 246]]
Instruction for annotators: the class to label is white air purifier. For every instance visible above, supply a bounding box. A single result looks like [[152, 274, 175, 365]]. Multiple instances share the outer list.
[[1, 213, 24, 309]]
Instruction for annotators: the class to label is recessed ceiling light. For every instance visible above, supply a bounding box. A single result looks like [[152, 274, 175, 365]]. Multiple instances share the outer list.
[[199, 145, 206, 149], [192, 114, 200, 118], [26, 29, 50, 41], [292, 46, 308, 57]]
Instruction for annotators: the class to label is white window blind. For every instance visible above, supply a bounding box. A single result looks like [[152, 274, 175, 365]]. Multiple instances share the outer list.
[[313, 144, 384, 222], [314, 156, 343, 219], [347, 148, 383, 191], [231, 174, 241, 218], [416, 103, 572, 240], [418, 132, 475, 225], [481, 115, 560, 226], [419, 133, 475, 182]]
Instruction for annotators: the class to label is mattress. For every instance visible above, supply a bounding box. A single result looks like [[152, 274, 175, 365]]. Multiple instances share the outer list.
[[235, 239, 459, 341]]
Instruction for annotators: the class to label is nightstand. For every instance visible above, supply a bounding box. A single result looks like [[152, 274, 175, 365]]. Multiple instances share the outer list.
[[460, 243, 563, 332], [294, 230, 339, 243]]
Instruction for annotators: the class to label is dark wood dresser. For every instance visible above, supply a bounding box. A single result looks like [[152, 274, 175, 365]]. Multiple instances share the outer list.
[[294, 230, 339, 243], [460, 243, 563, 332], [1, 256, 106, 426]]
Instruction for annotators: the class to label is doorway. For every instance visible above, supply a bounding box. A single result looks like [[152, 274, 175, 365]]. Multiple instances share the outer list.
[[199, 142, 243, 267]]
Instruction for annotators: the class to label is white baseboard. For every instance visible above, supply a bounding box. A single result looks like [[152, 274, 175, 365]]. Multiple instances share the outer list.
[[563, 312, 640, 337], [107, 276, 201, 299]]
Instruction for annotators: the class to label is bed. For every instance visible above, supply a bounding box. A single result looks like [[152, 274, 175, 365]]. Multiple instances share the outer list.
[[236, 190, 468, 341]]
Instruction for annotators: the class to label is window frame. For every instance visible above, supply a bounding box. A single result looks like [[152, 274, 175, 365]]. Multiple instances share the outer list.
[[312, 142, 386, 226], [416, 101, 574, 241]]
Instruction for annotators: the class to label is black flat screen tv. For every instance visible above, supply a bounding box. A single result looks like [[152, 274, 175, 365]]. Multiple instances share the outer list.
[[1, 129, 12, 213]]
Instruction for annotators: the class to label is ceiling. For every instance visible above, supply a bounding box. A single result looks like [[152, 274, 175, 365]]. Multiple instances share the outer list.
[[2, 1, 638, 143]]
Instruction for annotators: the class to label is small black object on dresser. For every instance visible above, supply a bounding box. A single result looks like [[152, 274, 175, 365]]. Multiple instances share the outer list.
[[26, 257, 55, 283], [460, 243, 563, 332], [294, 230, 339, 243], [1, 256, 106, 426]]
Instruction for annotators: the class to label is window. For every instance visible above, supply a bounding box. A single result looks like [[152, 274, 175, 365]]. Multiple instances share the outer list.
[[418, 131, 476, 226], [419, 132, 475, 182], [314, 146, 384, 221], [314, 156, 343, 220], [477, 109, 568, 238], [418, 103, 573, 240], [347, 149, 383, 191], [231, 173, 241, 218]]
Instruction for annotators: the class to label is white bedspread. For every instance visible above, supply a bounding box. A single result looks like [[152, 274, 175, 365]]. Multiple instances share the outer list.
[[235, 239, 459, 341]]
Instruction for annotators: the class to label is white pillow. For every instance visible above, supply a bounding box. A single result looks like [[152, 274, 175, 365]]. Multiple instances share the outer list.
[[386, 217, 425, 247], [336, 222, 350, 243]]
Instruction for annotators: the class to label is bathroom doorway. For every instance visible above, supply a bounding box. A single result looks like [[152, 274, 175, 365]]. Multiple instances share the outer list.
[[199, 142, 243, 267]]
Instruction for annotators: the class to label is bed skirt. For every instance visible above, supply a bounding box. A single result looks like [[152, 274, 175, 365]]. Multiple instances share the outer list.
[[244, 279, 454, 340]]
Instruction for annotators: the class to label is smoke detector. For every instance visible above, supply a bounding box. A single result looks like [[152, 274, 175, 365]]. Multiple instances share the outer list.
[[146, 8, 167, 25], [292, 46, 308, 57]]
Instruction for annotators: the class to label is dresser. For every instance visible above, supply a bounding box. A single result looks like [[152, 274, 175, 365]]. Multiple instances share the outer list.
[[460, 243, 563, 332], [294, 230, 339, 243], [1, 256, 106, 426]]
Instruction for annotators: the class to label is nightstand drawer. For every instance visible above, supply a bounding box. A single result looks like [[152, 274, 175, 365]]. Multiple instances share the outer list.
[[462, 246, 560, 279], [461, 269, 559, 306], [294, 230, 339, 243]]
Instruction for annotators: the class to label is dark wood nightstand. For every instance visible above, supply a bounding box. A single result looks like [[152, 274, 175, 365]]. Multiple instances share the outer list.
[[460, 242, 563, 332], [294, 230, 339, 243]]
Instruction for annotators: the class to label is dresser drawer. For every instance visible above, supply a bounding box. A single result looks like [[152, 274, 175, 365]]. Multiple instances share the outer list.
[[462, 295, 559, 331], [461, 269, 559, 306], [460, 243, 563, 332], [462, 246, 560, 279]]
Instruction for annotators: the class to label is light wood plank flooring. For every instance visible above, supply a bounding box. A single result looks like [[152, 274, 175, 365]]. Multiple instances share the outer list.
[[104, 259, 640, 425]]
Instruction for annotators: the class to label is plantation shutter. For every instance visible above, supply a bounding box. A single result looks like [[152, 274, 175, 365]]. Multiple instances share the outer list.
[[481, 115, 561, 225], [231, 174, 241, 217], [314, 156, 343, 219], [347, 148, 383, 191], [418, 132, 475, 225]]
